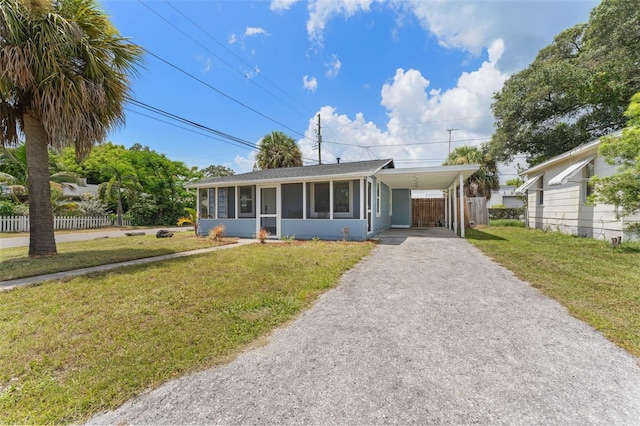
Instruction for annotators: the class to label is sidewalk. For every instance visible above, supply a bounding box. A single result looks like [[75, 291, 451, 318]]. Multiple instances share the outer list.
[[0, 238, 256, 292]]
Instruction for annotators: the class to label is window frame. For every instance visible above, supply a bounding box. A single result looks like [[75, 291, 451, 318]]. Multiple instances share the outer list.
[[376, 181, 381, 217], [238, 185, 256, 218]]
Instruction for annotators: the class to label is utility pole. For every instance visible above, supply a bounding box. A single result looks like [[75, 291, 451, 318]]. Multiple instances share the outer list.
[[316, 114, 322, 165], [447, 128, 459, 156]]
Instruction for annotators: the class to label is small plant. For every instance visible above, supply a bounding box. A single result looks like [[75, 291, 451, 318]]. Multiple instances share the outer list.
[[209, 223, 225, 241], [257, 227, 270, 243], [177, 207, 198, 235], [311, 236, 321, 242], [282, 234, 295, 242]]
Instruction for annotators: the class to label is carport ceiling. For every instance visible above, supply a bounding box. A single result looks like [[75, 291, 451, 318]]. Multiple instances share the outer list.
[[376, 164, 480, 190]]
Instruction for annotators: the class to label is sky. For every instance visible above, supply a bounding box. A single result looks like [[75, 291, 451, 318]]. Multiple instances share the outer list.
[[101, 0, 598, 181]]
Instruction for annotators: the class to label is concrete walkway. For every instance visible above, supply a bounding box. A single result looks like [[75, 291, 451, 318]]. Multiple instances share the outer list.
[[0, 238, 255, 291], [88, 228, 640, 425]]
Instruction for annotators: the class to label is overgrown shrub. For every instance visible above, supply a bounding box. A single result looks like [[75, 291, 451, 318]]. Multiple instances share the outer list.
[[489, 207, 524, 220], [209, 224, 225, 241]]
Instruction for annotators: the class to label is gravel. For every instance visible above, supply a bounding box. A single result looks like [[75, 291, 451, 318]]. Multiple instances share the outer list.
[[88, 228, 640, 425]]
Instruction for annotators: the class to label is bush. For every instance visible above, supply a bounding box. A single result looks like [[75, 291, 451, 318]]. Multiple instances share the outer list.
[[488, 207, 524, 220], [0, 200, 16, 216]]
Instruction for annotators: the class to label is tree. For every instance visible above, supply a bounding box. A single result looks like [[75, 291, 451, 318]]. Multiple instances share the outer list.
[[490, 0, 640, 166], [256, 131, 303, 169], [443, 145, 500, 199], [0, 0, 142, 257], [589, 92, 640, 219], [100, 164, 140, 227], [200, 164, 235, 177]]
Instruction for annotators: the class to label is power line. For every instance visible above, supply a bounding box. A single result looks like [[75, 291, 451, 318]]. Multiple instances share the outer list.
[[137, 0, 315, 136], [162, 0, 315, 117]]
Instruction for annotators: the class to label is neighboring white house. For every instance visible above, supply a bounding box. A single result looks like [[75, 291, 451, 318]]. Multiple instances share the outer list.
[[489, 185, 524, 208], [516, 132, 639, 242]]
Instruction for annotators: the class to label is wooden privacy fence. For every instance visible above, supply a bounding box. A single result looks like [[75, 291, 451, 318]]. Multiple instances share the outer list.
[[0, 216, 131, 233], [412, 198, 445, 227], [466, 197, 488, 226]]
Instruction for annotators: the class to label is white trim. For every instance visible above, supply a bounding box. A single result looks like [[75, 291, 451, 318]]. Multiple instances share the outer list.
[[391, 224, 410, 228], [459, 173, 465, 238], [376, 181, 381, 217], [360, 178, 365, 220], [549, 156, 595, 186], [514, 174, 542, 195]]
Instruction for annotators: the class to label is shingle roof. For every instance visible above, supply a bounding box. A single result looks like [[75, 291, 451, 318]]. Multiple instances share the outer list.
[[188, 159, 394, 187]]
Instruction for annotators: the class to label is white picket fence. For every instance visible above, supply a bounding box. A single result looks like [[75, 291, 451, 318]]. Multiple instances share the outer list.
[[1, 216, 131, 233]]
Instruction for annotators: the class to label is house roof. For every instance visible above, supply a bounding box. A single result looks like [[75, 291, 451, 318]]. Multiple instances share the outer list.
[[187, 158, 481, 191], [521, 130, 621, 176], [187, 159, 395, 188]]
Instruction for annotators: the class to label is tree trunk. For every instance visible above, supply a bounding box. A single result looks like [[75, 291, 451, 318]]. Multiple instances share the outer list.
[[24, 113, 57, 257]]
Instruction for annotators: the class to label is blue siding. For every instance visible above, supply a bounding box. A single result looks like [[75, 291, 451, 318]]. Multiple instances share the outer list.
[[392, 189, 411, 227], [199, 219, 254, 238], [282, 219, 367, 241]]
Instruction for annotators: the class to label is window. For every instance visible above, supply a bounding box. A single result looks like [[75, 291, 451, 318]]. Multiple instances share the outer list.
[[238, 186, 255, 217], [310, 181, 353, 218], [218, 188, 227, 218], [333, 181, 353, 217], [376, 182, 381, 216], [311, 182, 330, 217], [199, 188, 209, 218], [537, 178, 544, 206], [389, 189, 392, 216], [208, 189, 215, 218], [583, 160, 595, 203]]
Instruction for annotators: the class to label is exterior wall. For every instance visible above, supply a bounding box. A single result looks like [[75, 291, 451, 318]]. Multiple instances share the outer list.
[[372, 180, 392, 234], [199, 218, 255, 238], [281, 219, 368, 241], [391, 189, 411, 227], [525, 154, 640, 242]]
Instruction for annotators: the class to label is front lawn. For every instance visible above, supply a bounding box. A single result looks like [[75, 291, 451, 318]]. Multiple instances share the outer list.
[[0, 231, 233, 281], [467, 226, 640, 358], [0, 241, 374, 424]]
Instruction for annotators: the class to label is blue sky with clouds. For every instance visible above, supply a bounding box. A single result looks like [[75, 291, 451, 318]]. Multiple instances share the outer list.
[[101, 0, 597, 179]]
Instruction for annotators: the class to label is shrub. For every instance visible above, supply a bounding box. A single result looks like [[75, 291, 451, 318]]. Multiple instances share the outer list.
[[209, 224, 225, 241], [257, 227, 269, 243], [488, 207, 524, 220]]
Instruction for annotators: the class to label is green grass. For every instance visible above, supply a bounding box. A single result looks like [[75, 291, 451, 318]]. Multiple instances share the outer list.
[[0, 240, 374, 424], [0, 231, 233, 281], [467, 226, 640, 358], [488, 219, 525, 227]]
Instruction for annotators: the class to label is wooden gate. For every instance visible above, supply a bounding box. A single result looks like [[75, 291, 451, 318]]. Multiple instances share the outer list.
[[411, 198, 445, 227], [466, 197, 488, 226]]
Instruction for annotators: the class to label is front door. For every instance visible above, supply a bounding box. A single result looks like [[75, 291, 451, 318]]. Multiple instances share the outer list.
[[258, 186, 278, 238]]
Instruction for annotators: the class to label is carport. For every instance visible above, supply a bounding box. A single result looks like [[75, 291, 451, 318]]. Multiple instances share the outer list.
[[376, 164, 479, 237]]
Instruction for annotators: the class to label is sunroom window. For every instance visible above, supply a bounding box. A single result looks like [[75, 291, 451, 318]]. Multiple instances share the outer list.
[[238, 186, 255, 218]]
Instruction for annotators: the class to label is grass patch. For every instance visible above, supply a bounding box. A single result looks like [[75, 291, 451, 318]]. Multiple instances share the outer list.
[[0, 240, 374, 424], [0, 232, 234, 281], [467, 226, 640, 358], [488, 219, 525, 227], [0, 226, 182, 238]]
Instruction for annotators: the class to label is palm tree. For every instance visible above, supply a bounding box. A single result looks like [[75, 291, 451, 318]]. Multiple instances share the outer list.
[[0, 0, 142, 257], [100, 164, 140, 227], [256, 131, 303, 169], [443, 144, 500, 199]]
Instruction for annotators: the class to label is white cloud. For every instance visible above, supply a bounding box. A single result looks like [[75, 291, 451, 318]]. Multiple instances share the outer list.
[[294, 0, 595, 71], [237, 41, 509, 172], [325, 54, 341, 78], [245, 27, 268, 37], [307, 0, 380, 45], [303, 75, 318, 92], [270, 0, 300, 11], [228, 33, 237, 45], [234, 152, 256, 173]]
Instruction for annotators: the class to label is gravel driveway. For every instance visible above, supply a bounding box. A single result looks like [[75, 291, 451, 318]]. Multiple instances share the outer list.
[[88, 228, 640, 425]]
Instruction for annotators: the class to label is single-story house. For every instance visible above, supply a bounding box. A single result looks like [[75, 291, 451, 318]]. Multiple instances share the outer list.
[[515, 132, 640, 242], [489, 185, 524, 208], [186, 159, 479, 241]]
